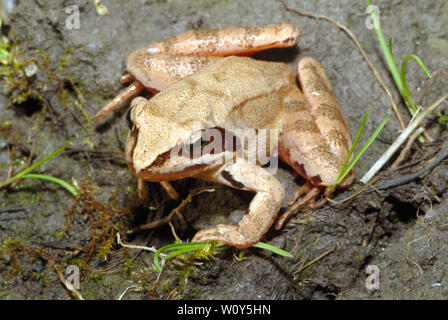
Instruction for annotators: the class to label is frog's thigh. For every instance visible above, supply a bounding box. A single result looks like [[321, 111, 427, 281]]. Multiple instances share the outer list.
[[126, 52, 222, 93], [192, 162, 285, 248], [147, 22, 299, 57]]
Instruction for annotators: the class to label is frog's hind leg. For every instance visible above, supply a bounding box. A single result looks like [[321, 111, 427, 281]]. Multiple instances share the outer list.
[[192, 161, 285, 248], [95, 81, 145, 120], [147, 22, 300, 57], [120, 73, 135, 84], [96, 23, 300, 121], [278, 87, 334, 228]]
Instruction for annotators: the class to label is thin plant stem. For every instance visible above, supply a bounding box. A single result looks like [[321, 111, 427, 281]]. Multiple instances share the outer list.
[[360, 92, 448, 184], [21, 173, 78, 196], [0, 141, 72, 189]]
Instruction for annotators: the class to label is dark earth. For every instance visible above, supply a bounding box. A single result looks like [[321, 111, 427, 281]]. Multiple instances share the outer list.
[[0, 0, 447, 300]]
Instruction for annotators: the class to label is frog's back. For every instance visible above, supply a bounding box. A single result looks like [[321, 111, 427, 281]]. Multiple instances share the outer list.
[[148, 56, 294, 129], [130, 57, 295, 172]]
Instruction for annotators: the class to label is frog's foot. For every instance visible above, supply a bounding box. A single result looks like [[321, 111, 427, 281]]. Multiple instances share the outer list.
[[276, 186, 331, 229], [193, 161, 285, 248], [287, 181, 313, 206]]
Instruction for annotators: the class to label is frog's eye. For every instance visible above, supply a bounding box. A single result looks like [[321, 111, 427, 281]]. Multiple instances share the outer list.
[[183, 128, 208, 158], [126, 107, 135, 131]]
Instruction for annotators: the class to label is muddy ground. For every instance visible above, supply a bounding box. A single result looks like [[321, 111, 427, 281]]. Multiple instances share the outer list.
[[0, 0, 447, 300]]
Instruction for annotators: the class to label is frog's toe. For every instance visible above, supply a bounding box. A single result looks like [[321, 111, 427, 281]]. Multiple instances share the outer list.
[[276, 186, 322, 229]]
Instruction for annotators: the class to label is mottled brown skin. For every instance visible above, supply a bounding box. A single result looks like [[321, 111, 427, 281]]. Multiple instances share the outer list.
[[146, 22, 300, 57], [99, 22, 354, 247], [125, 55, 354, 247]]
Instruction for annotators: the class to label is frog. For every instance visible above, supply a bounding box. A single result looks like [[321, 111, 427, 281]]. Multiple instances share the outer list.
[[96, 22, 355, 248]]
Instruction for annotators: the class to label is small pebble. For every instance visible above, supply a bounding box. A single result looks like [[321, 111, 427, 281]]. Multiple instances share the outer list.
[[31, 262, 45, 273], [24, 62, 38, 78]]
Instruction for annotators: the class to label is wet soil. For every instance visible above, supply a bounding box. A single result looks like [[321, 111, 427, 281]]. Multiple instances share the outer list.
[[0, 0, 447, 300]]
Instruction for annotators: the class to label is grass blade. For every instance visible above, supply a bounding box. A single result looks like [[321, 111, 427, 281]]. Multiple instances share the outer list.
[[153, 241, 293, 271], [21, 173, 78, 197], [252, 242, 293, 258], [367, 1, 402, 94], [336, 110, 369, 185], [400, 54, 432, 114], [401, 55, 432, 80], [387, 37, 403, 93], [0, 141, 72, 188], [339, 115, 389, 184]]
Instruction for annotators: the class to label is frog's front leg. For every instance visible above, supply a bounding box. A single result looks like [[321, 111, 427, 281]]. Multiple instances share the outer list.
[[192, 161, 285, 248]]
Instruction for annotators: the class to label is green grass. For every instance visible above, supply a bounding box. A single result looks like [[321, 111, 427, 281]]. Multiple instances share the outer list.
[[367, 0, 431, 116], [0, 141, 78, 196], [18, 174, 78, 197], [335, 111, 388, 186], [153, 241, 293, 271], [336, 2, 436, 185]]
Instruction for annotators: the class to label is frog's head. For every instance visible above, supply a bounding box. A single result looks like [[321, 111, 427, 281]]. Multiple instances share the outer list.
[[125, 97, 190, 174], [125, 97, 217, 180]]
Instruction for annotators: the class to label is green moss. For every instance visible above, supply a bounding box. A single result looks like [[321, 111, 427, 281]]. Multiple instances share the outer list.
[[38, 46, 94, 146], [0, 119, 12, 130], [58, 47, 74, 74], [123, 258, 135, 273], [161, 279, 173, 293], [177, 266, 193, 291], [0, 33, 36, 104], [189, 287, 199, 298], [0, 236, 24, 276], [62, 180, 129, 262], [438, 111, 448, 129]]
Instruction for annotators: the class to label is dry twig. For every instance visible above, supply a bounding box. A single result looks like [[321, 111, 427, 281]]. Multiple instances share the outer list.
[[129, 187, 215, 234], [390, 127, 424, 170], [293, 243, 337, 276], [361, 92, 448, 184]]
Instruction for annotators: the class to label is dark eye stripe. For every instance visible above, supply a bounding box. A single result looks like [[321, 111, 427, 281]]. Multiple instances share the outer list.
[[126, 107, 134, 130]]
